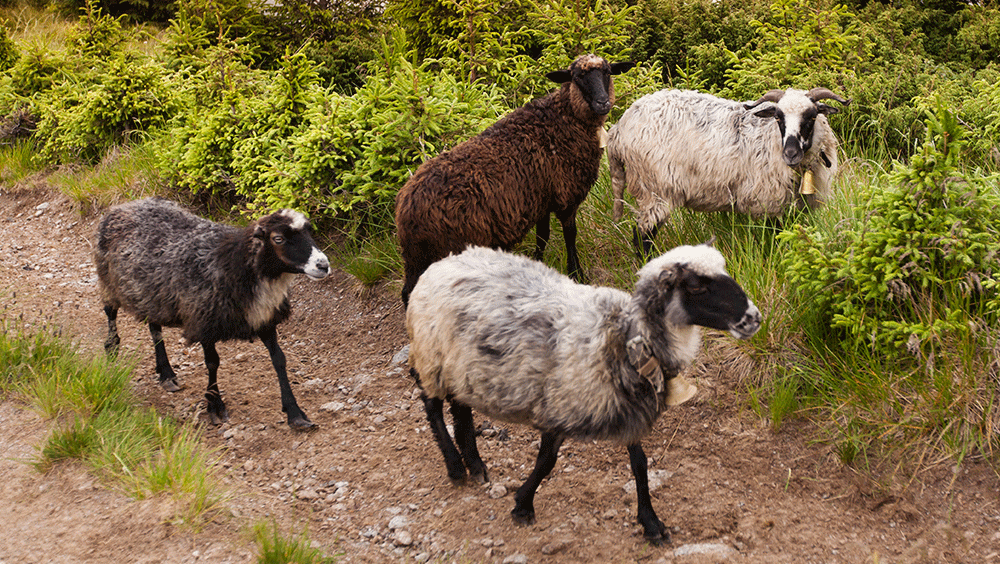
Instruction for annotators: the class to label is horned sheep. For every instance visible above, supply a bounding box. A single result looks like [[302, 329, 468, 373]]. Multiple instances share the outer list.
[[94, 198, 330, 430], [405, 243, 761, 543], [395, 54, 634, 306], [608, 87, 850, 256]]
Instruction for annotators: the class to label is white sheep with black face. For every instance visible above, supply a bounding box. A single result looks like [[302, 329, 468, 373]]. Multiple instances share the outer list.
[[405, 243, 761, 544], [608, 87, 850, 256], [94, 198, 329, 430]]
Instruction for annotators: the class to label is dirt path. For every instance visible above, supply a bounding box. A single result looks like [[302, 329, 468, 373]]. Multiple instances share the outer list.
[[1, 187, 998, 563]]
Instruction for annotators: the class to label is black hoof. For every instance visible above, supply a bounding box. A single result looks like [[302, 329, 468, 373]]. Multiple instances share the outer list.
[[209, 408, 229, 426], [642, 521, 671, 546], [160, 378, 183, 392], [511, 507, 536, 526], [288, 416, 317, 431], [468, 467, 489, 485]]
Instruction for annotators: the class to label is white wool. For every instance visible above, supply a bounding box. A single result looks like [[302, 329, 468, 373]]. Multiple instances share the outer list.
[[247, 273, 294, 330], [638, 244, 727, 279], [278, 209, 308, 231]]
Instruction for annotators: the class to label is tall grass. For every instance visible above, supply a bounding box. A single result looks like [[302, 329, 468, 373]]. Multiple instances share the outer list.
[[0, 321, 229, 529], [0, 139, 40, 187], [252, 520, 340, 564], [49, 140, 166, 214]]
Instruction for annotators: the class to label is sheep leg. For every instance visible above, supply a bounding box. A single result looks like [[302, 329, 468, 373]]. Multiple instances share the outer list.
[[533, 215, 550, 262], [627, 442, 670, 545], [103, 305, 120, 355], [259, 326, 315, 431], [632, 225, 658, 261], [421, 392, 467, 483], [558, 211, 585, 282], [149, 323, 182, 392], [201, 341, 229, 425], [450, 400, 488, 484], [511, 431, 565, 525]]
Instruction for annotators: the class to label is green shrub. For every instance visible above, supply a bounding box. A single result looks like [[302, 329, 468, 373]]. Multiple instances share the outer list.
[[267, 30, 505, 226], [33, 54, 176, 164], [779, 100, 1000, 358], [0, 20, 17, 72]]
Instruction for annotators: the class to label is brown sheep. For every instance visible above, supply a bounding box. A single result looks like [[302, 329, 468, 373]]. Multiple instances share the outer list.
[[395, 54, 634, 306]]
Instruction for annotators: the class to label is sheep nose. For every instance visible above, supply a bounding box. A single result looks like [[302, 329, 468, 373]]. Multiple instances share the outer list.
[[592, 99, 613, 115], [732, 303, 762, 339], [782, 139, 803, 166]]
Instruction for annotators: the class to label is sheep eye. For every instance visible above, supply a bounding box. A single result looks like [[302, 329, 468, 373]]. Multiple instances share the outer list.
[[272, 235, 285, 244], [688, 285, 707, 295]]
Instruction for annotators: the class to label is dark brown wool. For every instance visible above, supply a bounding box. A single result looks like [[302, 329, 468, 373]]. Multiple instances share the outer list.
[[395, 54, 634, 306]]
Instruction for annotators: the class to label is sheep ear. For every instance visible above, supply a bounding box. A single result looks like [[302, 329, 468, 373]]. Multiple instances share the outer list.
[[610, 62, 635, 76], [816, 102, 840, 116], [252, 225, 266, 240], [658, 264, 683, 287], [546, 69, 572, 84], [750, 105, 777, 119]]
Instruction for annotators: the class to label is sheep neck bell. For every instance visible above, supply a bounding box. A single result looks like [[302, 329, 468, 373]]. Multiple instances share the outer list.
[[625, 334, 697, 407]]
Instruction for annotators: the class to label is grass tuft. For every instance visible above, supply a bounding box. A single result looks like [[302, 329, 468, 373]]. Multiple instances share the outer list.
[[1, 321, 229, 529], [252, 519, 340, 564]]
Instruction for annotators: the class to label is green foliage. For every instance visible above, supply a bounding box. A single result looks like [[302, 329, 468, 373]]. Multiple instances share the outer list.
[[66, 2, 131, 59], [722, 0, 861, 99], [33, 53, 176, 163], [953, 7, 1000, 70], [269, 31, 504, 225], [6, 41, 67, 98], [0, 20, 17, 71], [253, 520, 338, 564], [633, 0, 761, 89], [230, 47, 325, 210], [779, 101, 1000, 358]]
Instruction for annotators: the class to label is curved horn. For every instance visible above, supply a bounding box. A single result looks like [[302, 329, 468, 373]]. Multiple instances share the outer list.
[[744, 89, 785, 109], [806, 87, 851, 106]]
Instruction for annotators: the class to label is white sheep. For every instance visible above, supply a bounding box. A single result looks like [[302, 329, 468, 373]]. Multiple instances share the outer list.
[[405, 243, 761, 543], [608, 87, 850, 255]]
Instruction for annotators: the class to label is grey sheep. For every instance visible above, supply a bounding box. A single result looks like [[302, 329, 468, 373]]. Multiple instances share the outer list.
[[395, 54, 634, 306], [608, 87, 850, 256], [94, 198, 330, 430], [405, 243, 761, 543]]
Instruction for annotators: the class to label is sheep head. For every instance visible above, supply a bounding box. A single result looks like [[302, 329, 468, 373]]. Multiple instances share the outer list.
[[744, 87, 851, 167], [252, 210, 330, 281], [546, 54, 635, 118], [635, 242, 761, 340]]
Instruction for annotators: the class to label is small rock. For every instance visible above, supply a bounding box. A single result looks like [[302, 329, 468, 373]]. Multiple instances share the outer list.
[[301, 378, 325, 391], [388, 515, 409, 530], [391, 345, 410, 366], [393, 531, 413, 546], [541, 539, 570, 555], [502, 554, 528, 564], [243, 460, 255, 472], [297, 488, 319, 500], [320, 401, 347, 412], [488, 484, 507, 499], [623, 469, 674, 495], [672, 543, 738, 558]]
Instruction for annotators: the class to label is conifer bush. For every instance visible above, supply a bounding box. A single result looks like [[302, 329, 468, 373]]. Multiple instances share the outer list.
[[779, 101, 1000, 358]]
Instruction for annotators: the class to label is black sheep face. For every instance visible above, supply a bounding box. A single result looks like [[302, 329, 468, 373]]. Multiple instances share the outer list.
[[637, 243, 761, 339], [253, 210, 330, 280], [545, 54, 635, 116]]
